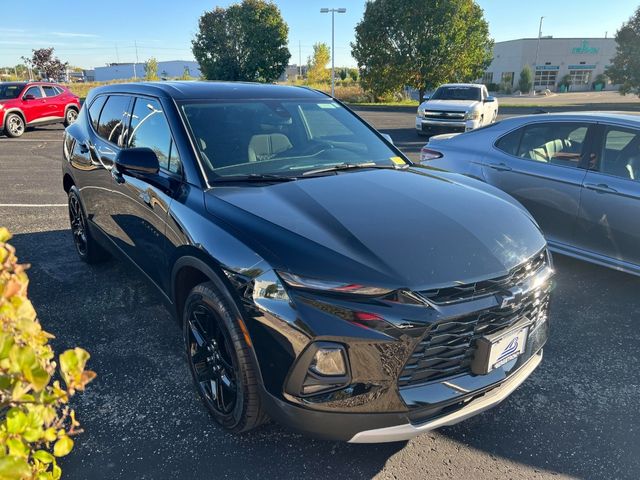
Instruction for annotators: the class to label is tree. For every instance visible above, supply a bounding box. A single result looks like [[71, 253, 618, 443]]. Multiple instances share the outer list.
[[351, 0, 493, 99], [307, 42, 331, 84], [145, 57, 159, 81], [192, 0, 290, 82], [338, 68, 348, 81], [518, 65, 533, 93], [21, 48, 68, 80], [607, 5, 640, 97], [348, 68, 359, 82]]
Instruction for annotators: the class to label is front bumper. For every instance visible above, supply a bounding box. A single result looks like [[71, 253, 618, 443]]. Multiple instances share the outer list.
[[261, 349, 544, 442], [350, 350, 542, 442], [416, 116, 479, 134]]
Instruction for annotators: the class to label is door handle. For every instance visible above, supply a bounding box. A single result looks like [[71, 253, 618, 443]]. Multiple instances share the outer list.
[[584, 182, 618, 194], [487, 162, 513, 172]]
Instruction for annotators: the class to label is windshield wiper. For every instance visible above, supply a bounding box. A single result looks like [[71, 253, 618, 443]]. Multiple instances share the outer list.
[[301, 163, 402, 176], [212, 173, 297, 183]]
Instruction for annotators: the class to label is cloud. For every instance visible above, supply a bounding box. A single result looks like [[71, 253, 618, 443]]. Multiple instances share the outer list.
[[51, 32, 99, 38]]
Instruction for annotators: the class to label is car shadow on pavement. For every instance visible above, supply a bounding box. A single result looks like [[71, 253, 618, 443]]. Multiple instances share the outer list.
[[439, 254, 640, 480], [10, 229, 406, 479]]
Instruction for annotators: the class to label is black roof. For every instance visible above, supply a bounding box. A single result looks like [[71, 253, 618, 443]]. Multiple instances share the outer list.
[[90, 81, 329, 101]]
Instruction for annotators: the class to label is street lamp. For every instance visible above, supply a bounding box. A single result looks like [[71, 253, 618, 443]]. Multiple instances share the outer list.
[[320, 7, 347, 98], [533, 16, 544, 95]]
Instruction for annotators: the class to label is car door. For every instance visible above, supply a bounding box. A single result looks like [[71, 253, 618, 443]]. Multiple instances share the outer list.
[[42, 85, 64, 118], [20, 86, 48, 123], [575, 123, 640, 268], [109, 95, 183, 290], [482, 121, 595, 247]]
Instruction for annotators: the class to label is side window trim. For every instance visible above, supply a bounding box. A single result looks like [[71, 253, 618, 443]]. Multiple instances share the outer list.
[[94, 94, 134, 148], [128, 95, 183, 178]]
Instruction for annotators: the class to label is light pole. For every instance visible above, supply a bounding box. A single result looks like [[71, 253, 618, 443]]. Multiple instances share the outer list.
[[320, 7, 346, 98], [533, 16, 544, 95]]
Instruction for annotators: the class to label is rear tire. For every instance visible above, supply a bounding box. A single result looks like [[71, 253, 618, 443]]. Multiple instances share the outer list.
[[183, 282, 267, 433], [64, 108, 78, 127], [4, 113, 25, 138], [68, 186, 109, 264]]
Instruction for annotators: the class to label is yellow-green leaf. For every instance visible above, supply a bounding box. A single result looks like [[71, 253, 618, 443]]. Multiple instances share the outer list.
[[6, 439, 28, 459], [32, 450, 54, 464], [52, 436, 73, 458], [5, 409, 27, 434], [0, 455, 31, 480]]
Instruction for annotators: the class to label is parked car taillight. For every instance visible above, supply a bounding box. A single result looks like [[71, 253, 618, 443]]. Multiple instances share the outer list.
[[420, 147, 443, 162]]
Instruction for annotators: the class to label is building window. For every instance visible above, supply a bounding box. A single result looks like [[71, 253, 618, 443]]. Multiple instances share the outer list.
[[568, 70, 592, 85], [501, 72, 514, 86], [481, 71, 493, 84], [534, 70, 558, 87]]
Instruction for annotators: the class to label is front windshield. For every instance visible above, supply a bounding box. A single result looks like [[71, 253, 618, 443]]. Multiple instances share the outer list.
[[0, 83, 26, 100], [181, 99, 404, 179], [431, 86, 481, 101]]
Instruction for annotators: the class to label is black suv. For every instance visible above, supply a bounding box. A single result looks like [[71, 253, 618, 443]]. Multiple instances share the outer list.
[[62, 82, 552, 442]]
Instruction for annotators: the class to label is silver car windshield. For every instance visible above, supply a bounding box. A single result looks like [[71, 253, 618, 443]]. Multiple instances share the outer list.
[[180, 99, 404, 179]]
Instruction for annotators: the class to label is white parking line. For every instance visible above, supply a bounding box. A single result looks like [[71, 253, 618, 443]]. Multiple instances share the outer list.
[[0, 139, 63, 142], [0, 203, 67, 207]]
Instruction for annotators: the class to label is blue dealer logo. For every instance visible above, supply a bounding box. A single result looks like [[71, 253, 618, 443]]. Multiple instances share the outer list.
[[497, 337, 519, 362]]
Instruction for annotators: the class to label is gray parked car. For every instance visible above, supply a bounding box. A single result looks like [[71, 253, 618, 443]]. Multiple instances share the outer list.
[[420, 112, 640, 276]]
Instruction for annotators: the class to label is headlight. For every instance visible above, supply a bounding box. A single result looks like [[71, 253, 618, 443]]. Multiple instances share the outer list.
[[465, 110, 480, 120], [277, 271, 392, 296]]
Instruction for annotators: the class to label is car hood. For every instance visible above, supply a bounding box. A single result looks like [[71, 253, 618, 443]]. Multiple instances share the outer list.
[[204, 169, 546, 291], [423, 99, 480, 111]]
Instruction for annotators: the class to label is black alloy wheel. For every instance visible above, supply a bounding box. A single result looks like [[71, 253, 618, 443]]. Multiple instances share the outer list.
[[69, 191, 88, 257], [187, 303, 238, 415], [183, 283, 267, 433], [67, 187, 109, 264]]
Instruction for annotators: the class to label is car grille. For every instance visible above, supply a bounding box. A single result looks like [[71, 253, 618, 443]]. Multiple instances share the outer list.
[[398, 250, 551, 388], [424, 110, 466, 120]]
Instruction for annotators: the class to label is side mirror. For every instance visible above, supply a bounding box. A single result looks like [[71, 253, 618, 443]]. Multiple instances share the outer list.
[[23, 94, 36, 101], [115, 147, 159, 175], [422, 94, 430, 100], [381, 133, 394, 145], [485, 96, 496, 103]]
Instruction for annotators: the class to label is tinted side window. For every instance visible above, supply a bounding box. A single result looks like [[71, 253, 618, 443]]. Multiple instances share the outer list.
[[97, 95, 131, 145], [43, 86, 58, 97], [128, 97, 178, 172], [600, 126, 640, 181], [495, 128, 523, 156], [88, 96, 107, 132], [516, 122, 589, 168], [24, 86, 43, 99]]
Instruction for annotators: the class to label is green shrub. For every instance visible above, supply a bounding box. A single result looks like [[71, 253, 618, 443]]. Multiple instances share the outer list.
[[0, 227, 95, 480]]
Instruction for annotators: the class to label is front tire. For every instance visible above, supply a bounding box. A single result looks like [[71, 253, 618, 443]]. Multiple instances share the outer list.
[[68, 186, 109, 264], [183, 282, 267, 433], [4, 113, 25, 138]]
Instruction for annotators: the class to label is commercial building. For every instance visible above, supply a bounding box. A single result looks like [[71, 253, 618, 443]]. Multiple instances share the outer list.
[[484, 38, 617, 91], [94, 60, 201, 82]]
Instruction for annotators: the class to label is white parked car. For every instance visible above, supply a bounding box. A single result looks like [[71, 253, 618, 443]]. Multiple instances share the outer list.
[[416, 83, 498, 136]]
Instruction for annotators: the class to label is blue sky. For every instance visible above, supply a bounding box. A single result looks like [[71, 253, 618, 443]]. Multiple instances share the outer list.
[[0, 0, 638, 70]]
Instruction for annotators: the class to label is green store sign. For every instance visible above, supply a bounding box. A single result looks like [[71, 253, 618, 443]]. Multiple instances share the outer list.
[[572, 40, 599, 55]]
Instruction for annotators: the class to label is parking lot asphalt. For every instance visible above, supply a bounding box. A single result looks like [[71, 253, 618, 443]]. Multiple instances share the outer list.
[[1, 116, 639, 480]]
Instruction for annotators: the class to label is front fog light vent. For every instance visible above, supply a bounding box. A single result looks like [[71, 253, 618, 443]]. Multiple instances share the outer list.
[[310, 347, 346, 376], [285, 342, 351, 397]]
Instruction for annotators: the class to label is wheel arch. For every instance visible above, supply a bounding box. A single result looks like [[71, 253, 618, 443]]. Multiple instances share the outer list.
[[3, 108, 25, 125], [171, 250, 265, 384], [62, 173, 75, 193], [65, 103, 79, 114]]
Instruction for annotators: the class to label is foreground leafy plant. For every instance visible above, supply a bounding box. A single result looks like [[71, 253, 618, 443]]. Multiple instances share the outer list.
[[0, 228, 95, 479]]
